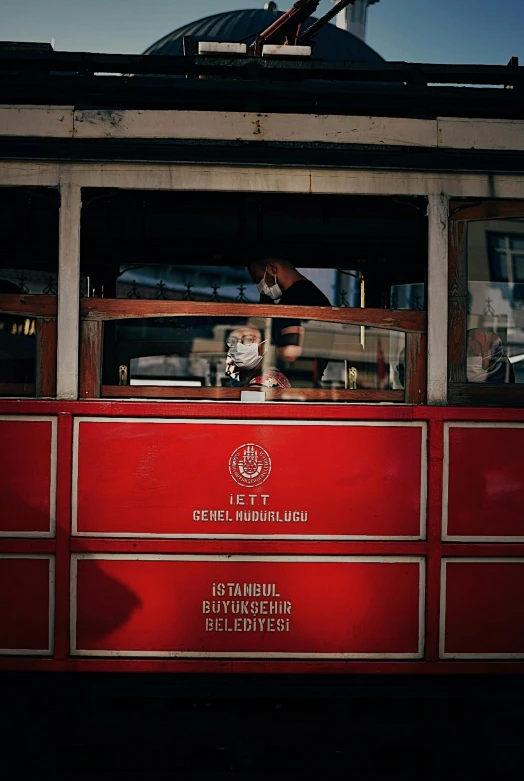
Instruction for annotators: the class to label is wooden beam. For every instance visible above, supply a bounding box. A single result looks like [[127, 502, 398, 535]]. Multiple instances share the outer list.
[[81, 300, 426, 333], [35, 318, 57, 397], [101, 385, 404, 402], [0, 294, 57, 317], [0, 383, 34, 397], [448, 384, 524, 407], [450, 200, 524, 221], [79, 320, 102, 399], [448, 220, 467, 384], [405, 332, 427, 405]]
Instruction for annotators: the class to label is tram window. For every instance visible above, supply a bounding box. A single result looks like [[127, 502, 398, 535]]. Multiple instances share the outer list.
[[79, 190, 427, 402], [448, 202, 524, 403], [97, 316, 406, 398], [467, 220, 524, 384], [80, 190, 427, 308], [0, 187, 59, 397]]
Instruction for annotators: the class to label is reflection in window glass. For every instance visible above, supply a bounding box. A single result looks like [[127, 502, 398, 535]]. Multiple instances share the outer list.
[[116, 264, 364, 307], [103, 317, 404, 394], [467, 219, 524, 383], [390, 283, 425, 311], [117, 265, 258, 302]]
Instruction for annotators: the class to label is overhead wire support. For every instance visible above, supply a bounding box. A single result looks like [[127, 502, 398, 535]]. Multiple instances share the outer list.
[[298, 0, 355, 45], [247, 0, 356, 56]]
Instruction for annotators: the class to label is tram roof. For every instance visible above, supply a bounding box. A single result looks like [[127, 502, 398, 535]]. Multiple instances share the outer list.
[[0, 48, 522, 121], [0, 47, 523, 173]]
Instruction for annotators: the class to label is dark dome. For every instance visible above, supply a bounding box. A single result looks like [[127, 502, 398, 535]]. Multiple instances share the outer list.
[[144, 7, 383, 62]]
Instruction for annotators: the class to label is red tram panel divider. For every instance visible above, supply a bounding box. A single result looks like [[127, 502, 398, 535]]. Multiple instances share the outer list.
[[444, 423, 524, 541], [73, 418, 426, 539], [0, 555, 54, 655], [0, 416, 56, 537], [72, 555, 424, 658], [441, 559, 524, 658]]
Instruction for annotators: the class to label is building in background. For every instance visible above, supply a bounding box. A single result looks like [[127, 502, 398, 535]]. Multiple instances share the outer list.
[[332, 0, 381, 41]]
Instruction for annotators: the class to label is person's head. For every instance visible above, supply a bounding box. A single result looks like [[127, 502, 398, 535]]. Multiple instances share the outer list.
[[467, 328, 504, 368], [226, 325, 263, 351], [467, 328, 514, 383], [225, 324, 263, 376], [247, 256, 301, 298]]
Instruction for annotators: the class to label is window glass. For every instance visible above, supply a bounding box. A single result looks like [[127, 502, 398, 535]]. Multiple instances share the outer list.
[[102, 316, 405, 394], [467, 219, 524, 384], [0, 187, 59, 396], [115, 264, 364, 308], [80, 190, 427, 309], [82, 190, 424, 402]]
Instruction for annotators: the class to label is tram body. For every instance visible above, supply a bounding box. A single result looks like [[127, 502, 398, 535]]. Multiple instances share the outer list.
[[0, 46, 523, 673]]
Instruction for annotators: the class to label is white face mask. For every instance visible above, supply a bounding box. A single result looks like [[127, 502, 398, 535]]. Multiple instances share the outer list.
[[257, 267, 282, 300], [467, 356, 487, 382], [228, 342, 263, 370]]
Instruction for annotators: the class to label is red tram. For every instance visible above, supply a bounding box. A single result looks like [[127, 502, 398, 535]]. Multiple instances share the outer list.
[[1, 25, 524, 675]]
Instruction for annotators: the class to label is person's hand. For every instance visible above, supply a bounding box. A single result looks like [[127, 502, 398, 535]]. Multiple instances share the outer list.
[[277, 344, 302, 363]]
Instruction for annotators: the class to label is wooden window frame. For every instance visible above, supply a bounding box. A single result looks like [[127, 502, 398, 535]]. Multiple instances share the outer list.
[[448, 199, 524, 407], [0, 294, 57, 397], [79, 299, 427, 404]]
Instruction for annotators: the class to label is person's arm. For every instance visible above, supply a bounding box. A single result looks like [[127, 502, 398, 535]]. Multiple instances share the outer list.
[[277, 324, 304, 362], [272, 317, 304, 363]]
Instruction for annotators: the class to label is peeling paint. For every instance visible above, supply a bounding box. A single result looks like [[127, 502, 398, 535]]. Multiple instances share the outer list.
[[74, 110, 124, 138]]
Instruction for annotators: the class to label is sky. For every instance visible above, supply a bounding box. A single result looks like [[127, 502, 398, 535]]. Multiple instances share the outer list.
[[1, 0, 523, 64]]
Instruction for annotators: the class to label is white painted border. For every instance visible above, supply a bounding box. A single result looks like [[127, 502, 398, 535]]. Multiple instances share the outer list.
[[440, 558, 524, 660], [3, 108, 524, 153], [443, 422, 524, 542], [71, 417, 427, 541], [70, 553, 425, 660], [57, 180, 81, 400], [0, 554, 55, 656], [427, 194, 448, 404], [1, 161, 524, 200], [0, 416, 57, 538], [0, 106, 73, 137], [72, 110, 437, 147]]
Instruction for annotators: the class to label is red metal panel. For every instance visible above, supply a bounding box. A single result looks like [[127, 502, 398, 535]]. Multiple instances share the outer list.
[[74, 419, 425, 538], [0, 556, 53, 653], [442, 560, 524, 657], [445, 424, 524, 539], [3, 398, 524, 422], [73, 555, 423, 658], [0, 400, 521, 674], [0, 416, 55, 536]]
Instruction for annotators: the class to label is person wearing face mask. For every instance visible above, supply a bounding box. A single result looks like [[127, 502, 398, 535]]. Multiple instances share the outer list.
[[247, 256, 331, 383], [225, 324, 291, 389], [467, 328, 515, 383], [225, 325, 264, 385]]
